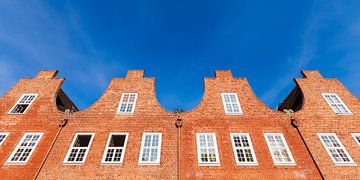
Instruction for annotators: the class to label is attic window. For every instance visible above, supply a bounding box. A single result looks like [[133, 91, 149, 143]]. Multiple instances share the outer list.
[[8, 94, 38, 114]]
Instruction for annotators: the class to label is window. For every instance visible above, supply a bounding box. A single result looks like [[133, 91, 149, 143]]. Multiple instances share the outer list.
[[8, 94, 38, 114], [102, 133, 129, 164], [196, 133, 220, 165], [64, 133, 94, 164], [0, 132, 9, 146], [318, 133, 355, 165], [351, 133, 360, 146], [322, 93, 352, 114], [6, 132, 43, 164], [230, 133, 258, 165], [221, 93, 242, 114], [264, 133, 296, 165], [116, 93, 138, 114], [139, 132, 162, 165]]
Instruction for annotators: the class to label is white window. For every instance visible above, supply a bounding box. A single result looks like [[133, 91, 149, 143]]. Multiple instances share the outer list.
[[196, 133, 220, 165], [322, 93, 352, 114], [102, 133, 129, 164], [0, 132, 9, 146], [8, 94, 38, 114], [6, 132, 43, 164], [230, 133, 258, 165], [318, 133, 355, 165], [64, 133, 95, 164], [138, 132, 162, 165], [264, 133, 296, 166], [116, 93, 138, 114], [221, 93, 242, 114], [351, 133, 360, 146]]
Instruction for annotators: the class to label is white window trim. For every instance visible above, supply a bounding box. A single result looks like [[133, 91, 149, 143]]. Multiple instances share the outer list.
[[321, 93, 352, 115], [63, 132, 95, 164], [101, 132, 129, 164], [8, 93, 39, 114], [221, 93, 243, 115], [264, 133, 296, 166], [0, 132, 9, 146], [138, 132, 162, 165], [317, 133, 356, 166], [6, 132, 43, 165], [116, 93, 138, 114], [196, 133, 221, 166], [351, 133, 360, 147], [230, 133, 258, 166]]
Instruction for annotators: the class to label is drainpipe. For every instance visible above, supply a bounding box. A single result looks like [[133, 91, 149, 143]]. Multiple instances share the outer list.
[[175, 118, 182, 180], [283, 109, 324, 180], [33, 109, 71, 180]]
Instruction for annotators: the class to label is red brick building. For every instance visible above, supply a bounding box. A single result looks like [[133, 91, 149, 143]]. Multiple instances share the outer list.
[[0, 69, 358, 179]]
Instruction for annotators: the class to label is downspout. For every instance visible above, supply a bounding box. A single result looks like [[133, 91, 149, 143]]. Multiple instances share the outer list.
[[284, 109, 324, 180], [175, 118, 182, 180], [33, 109, 71, 180]]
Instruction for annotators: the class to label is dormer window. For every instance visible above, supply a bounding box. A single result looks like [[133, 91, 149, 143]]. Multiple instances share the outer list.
[[322, 93, 352, 115], [116, 93, 138, 114], [221, 93, 242, 115], [8, 94, 38, 114]]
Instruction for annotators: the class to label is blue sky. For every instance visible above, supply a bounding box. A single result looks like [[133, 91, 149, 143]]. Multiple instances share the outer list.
[[0, 0, 359, 111]]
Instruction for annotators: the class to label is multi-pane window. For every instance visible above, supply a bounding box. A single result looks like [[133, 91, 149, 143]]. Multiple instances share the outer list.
[[6, 132, 43, 164], [264, 133, 296, 165], [139, 132, 162, 165], [351, 133, 360, 147], [102, 133, 129, 164], [64, 133, 94, 164], [196, 133, 220, 165], [221, 93, 242, 114], [116, 93, 138, 114], [8, 94, 38, 114], [322, 93, 352, 114], [0, 132, 9, 146], [318, 133, 355, 165], [230, 133, 258, 165]]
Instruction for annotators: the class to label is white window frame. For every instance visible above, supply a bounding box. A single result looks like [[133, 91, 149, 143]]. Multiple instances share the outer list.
[[63, 132, 95, 164], [101, 132, 129, 164], [6, 132, 43, 165], [221, 93, 243, 115], [0, 132, 9, 146], [196, 133, 221, 166], [8, 93, 39, 114], [264, 133, 296, 166], [351, 133, 360, 147], [321, 93, 352, 115], [138, 132, 162, 165], [230, 133, 258, 166], [116, 93, 138, 114], [318, 133, 355, 166]]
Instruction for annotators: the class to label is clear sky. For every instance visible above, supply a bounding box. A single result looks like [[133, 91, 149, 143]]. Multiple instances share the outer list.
[[0, 0, 359, 111]]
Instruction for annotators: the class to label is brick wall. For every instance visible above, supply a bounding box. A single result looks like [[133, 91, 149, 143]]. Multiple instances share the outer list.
[[2, 69, 358, 179], [280, 70, 360, 179]]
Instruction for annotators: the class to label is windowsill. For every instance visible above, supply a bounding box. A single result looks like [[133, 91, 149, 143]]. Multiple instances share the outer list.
[[62, 162, 85, 165], [7, 113, 25, 115], [4, 162, 27, 165], [198, 163, 221, 166], [101, 162, 123, 165], [138, 162, 160, 166], [236, 163, 259, 166], [116, 112, 134, 115], [335, 113, 353, 116], [225, 113, 243, 115], [334, 163, 357, 166]]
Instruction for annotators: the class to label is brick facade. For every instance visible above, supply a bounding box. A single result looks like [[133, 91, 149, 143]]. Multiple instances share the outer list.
[[0, 69, 358, 179]]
